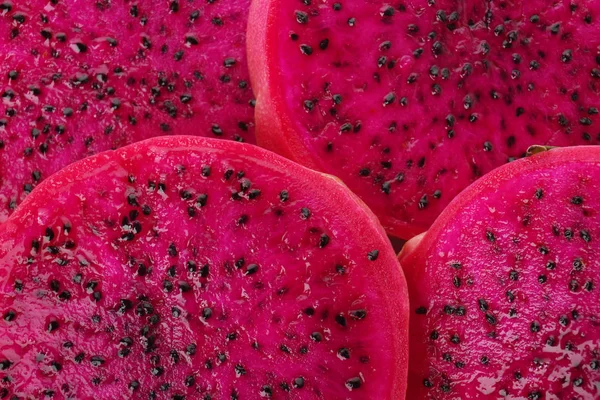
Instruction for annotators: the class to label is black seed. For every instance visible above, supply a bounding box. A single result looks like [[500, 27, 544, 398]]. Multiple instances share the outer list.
[[485, 313, 497, 325], [300, 44, 313, 55], [415, 306, 427, 315], [571, 196, 583, 205], [570, 279, 580, 292], [318, 234, 330, 248], [185, 35, 198, 45], [338, 348, 350, 359], [246, 264, 259, 275], [367, 250, 379, 261], [289, 376, 304, 389], [350, 309, 367, 320], [295, 10, 308, 24], [186, 343, 197, 355], [260, 385, 273, 397], [223, 57, 236, 68], [3, 310, 16, 322], [48, 320, 59, 332], [302, 306, 316, 317], [90, 355, 104, 367], [346, 377, 362, 390], [299, 207, 311, 219], [178, 281, 191, 292], [453, 276, 461, 287], [189, 10, 199, 21], [303, 100, 314, 112], [184, 375, 195, 387], [383, 92, 396, 106]]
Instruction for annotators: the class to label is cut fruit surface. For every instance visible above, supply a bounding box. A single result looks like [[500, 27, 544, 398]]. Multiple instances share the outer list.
[[0, 0, 255, 222], [400, 146, 600, 399], [0, 136, 408, 399], [248, 0, 600, 239]]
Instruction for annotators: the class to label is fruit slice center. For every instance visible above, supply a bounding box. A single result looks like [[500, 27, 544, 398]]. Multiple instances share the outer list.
[[407, 158, 600, 398], [0, 139, 404, 399]]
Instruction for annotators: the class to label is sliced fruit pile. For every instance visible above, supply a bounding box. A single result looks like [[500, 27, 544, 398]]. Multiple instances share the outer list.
[[1, 0, 600, 398]]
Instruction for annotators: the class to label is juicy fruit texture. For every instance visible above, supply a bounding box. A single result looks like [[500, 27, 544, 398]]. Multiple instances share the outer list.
[[399, 147, 600, 398], [0, 137, 408, 399], [0, 0, 255, 223], [248, 0, 600, 239]]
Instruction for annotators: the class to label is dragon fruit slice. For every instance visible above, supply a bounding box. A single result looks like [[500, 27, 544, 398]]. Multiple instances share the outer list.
[[0, 0, 255, 223], [248, 0, 600, 239], [399, 146, 600, 398], [0, 136, 408, 399]]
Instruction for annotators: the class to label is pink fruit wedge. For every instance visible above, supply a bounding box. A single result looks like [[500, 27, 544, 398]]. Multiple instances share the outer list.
[[399, 146, 600, 399], [248, 0, 600, 239], [0, 0, 255, 223], [0, 136, 408, 399]]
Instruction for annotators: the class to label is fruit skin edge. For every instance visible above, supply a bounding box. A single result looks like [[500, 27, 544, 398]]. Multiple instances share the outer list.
[[398, 146, 596, 265], [247, 0, 426, 240]]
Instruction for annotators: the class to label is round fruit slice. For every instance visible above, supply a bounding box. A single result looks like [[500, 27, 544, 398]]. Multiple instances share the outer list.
[[248, 0, 600, 239], [0, 136, 408, 399], [0, 0, 255, 223], [400, 146, 600, 398]]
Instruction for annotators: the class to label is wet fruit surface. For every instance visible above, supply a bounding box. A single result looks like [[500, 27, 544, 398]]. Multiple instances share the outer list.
[[0, 137, 408, 399], [400, 147, 600, 399], [256, 0, 600, 238], [0, 0, 255, 222]]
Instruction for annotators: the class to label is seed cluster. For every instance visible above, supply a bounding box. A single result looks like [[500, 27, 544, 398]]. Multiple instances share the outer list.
[[0, 0, 256, 222]]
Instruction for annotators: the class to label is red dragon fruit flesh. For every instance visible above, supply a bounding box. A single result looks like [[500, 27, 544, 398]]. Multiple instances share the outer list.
[[0, 136, 408, 399], [0, 0, 255, 223], [399, 146, 600, 399], [248, 0, 600, 239]]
